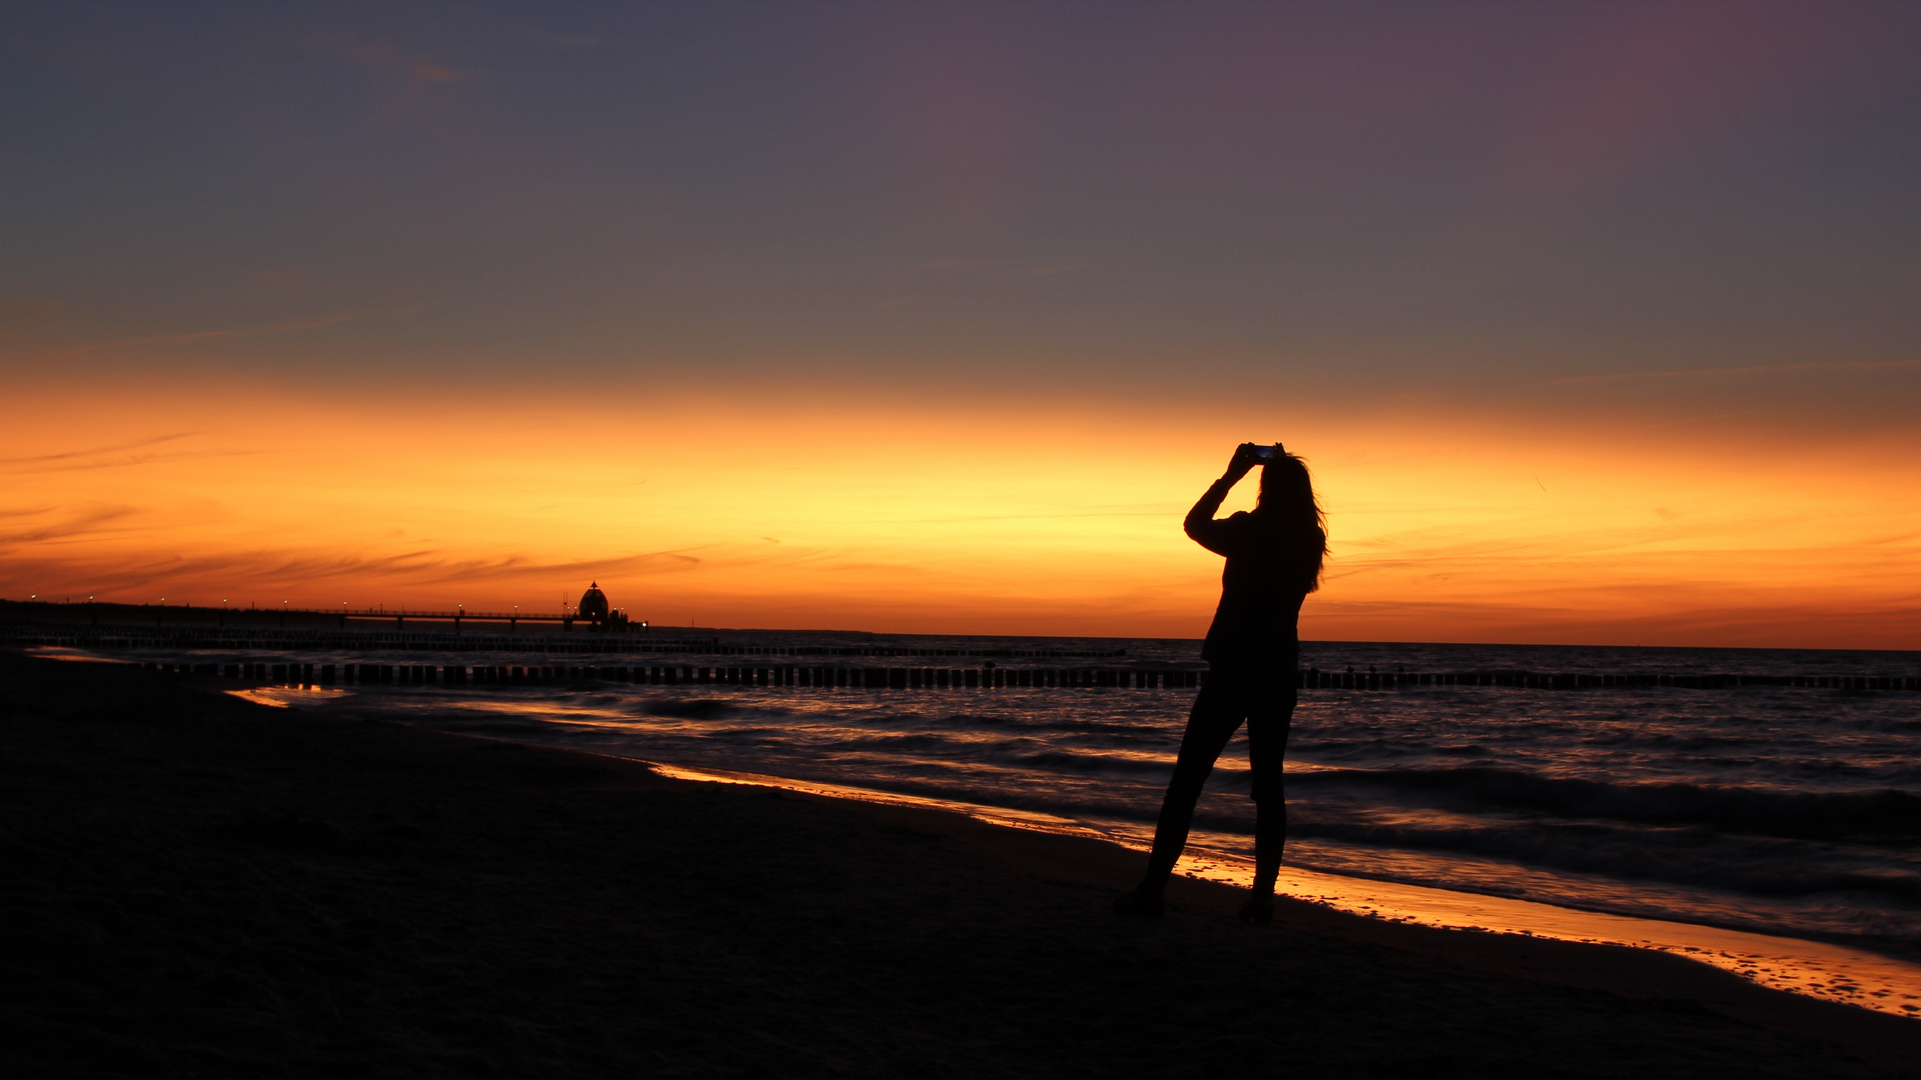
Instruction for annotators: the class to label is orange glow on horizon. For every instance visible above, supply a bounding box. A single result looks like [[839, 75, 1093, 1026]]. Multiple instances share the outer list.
[[3, 381, 1916, 649]]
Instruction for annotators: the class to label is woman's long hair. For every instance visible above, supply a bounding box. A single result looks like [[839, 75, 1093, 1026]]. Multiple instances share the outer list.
[[1257, 454, 1329, 592]]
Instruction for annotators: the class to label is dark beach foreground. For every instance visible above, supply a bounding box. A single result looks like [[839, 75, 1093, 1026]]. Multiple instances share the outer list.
[[4, 652, 1917, 1078]]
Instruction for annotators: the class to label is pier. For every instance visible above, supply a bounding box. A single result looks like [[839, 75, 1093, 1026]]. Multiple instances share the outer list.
[[8, 601, 1915, 695], [0, 598, 626, 632]]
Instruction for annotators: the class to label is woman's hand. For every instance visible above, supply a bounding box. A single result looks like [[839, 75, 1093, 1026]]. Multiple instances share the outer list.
[[1224, 443, 1262, 482]]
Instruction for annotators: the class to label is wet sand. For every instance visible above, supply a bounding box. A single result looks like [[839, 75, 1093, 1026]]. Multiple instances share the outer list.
[[5, 651, 1917, 1078], [626, 756, 1921, 1017]]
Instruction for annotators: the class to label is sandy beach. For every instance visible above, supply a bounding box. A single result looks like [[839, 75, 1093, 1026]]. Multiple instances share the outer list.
[[4, 650, 1917, 1078]]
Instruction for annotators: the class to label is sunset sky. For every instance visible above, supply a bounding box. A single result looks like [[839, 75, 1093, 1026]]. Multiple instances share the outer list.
[[4, 2, 1919, 647]]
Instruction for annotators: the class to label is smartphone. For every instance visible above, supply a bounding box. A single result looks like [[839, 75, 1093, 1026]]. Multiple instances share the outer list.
[[1248, 443, 1283, 461]]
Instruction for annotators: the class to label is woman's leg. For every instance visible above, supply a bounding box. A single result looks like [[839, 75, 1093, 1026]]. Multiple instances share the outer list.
[[1134, 680, 1245, 896], [1244, 681, 1297, 905]]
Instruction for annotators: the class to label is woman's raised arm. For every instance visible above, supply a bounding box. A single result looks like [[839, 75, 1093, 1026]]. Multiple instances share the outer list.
[[1184, 445, 1259, 554]]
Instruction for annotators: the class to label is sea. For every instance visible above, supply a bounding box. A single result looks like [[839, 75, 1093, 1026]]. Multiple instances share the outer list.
[[82, 631, 1921, 1009]]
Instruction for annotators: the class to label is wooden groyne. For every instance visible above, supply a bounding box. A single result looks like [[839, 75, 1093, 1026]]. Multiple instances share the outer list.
[[142, 661, 1921, 693], [154, 661, 1199, 690]]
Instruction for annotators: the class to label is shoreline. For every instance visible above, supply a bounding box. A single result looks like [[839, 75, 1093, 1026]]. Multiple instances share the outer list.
[[232, 677, 1921, 1020], [597, 755, 1921, 1063], [244, 688, 1921, 1049], [567, 756, 1921, 1023], [7, 649, 1920, 1075]]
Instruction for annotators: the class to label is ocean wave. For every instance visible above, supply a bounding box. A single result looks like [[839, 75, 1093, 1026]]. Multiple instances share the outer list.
[[928, 712, 1169, 737], [426, 718, 557, 735], [1003, 749, 1172, 775], [641, 698, 739, 720], [1292, 767, 1921, 840], [1277, 819, 1921, 904], [838, 732, 957, 752]]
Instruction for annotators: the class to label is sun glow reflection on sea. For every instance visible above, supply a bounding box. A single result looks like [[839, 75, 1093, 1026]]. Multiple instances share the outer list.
[[223, 687, 349, 708], [650, 759, 1921, 1018], [1177, 849, 1921, 1016]]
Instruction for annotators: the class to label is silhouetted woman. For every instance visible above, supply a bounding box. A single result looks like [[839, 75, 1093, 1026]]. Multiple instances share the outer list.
[[1118, 442, 1327, 922]]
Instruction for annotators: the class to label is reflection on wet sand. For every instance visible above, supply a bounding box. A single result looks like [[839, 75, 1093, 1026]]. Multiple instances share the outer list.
[[648, 757, 1921, 1019]]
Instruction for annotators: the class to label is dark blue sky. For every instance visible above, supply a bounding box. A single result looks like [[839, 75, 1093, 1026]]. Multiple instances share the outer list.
[[5, 1, 1920, 401]]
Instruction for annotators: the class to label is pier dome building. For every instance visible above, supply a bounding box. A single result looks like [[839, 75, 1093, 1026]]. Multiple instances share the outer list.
[[578, 583, 610, 623]]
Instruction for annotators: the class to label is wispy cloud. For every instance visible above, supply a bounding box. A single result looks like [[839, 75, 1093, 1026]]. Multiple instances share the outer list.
[[407, 549, 711, 585], [1546, 358, 1921, 386], [913, 259, 1089, 277], [348, 40, 464, 94], [0, 433, 193, 466], [0, 298, 66, 334], [1620, 408, 1775, 432], [311, 37, 468, 104], [0, 545, 724, 602], [0, 504, 141, 547], [60, 313, 365, 355], [854, 503, 1172, 525], [0, 432, 262, 476]]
